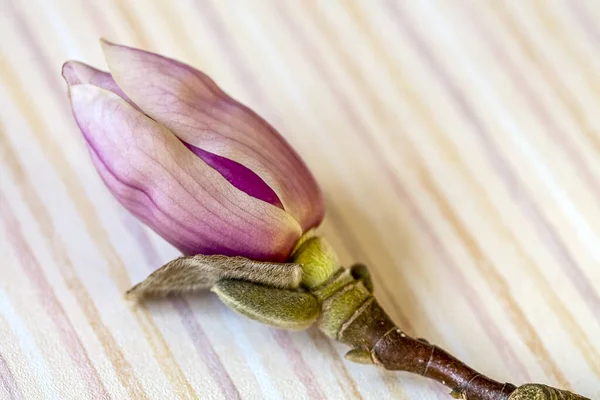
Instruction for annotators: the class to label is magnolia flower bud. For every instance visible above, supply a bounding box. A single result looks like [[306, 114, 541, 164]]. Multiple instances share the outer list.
[[63, 40, 324, 261]]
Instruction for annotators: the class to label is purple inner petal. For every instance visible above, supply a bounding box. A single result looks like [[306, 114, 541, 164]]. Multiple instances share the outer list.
[[183, 141, 284, 209]]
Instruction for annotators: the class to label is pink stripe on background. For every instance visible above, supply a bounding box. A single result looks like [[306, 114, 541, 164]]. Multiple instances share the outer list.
[[0, 353, 22, 400], [568, 1, 600, 48], [460, 1, 600, 323], [272, 330, 327, 400], [386, 0, 600, 324], [0, 193, 110, 399]]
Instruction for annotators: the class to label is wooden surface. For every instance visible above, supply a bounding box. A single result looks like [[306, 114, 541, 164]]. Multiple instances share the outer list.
[[1, 1, 599, 399]]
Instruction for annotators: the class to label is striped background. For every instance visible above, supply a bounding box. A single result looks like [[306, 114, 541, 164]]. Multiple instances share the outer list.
[[1, 0, 599, 399]]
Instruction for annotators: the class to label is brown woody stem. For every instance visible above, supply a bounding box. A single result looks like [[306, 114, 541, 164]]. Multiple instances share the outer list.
[[335, 295, 515, 399], [291, 237, 589, 399], [315, 273, 588, 399], [300, 248, 518, 399]]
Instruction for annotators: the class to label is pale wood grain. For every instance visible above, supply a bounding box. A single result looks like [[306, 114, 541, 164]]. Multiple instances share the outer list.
[[0, 0, 598, 398]]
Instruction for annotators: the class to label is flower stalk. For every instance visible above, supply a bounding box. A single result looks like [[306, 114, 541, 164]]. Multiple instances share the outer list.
[[288, 237, 589, 400]]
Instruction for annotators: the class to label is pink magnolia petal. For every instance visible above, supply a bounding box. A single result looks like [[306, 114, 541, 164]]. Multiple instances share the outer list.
[[62, 61, 283, 208], [101, 40, 324, 231], [69, 84, 302, 261], [62, 61, 133, 105]]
